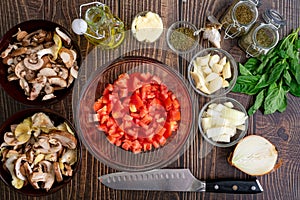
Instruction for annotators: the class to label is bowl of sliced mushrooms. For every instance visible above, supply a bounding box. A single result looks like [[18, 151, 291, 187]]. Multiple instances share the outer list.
[[188, 48, 237, 98], [0, 20, 81, 106], [0, 108, 81, 196]]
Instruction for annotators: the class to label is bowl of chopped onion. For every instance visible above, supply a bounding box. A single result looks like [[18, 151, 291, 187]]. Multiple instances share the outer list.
[[188, 48, 238, 98], [198, 97, 248, 147]]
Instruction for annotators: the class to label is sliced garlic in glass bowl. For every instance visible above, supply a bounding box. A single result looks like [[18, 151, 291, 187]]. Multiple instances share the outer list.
[[188, 48, 237, 98]]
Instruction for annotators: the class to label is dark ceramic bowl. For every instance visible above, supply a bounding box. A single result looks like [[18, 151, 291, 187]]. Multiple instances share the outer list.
[[0, 20, 81, 106], [0, 108, 82, 196]]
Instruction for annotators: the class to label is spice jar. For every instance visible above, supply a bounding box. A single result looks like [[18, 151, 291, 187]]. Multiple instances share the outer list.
[[72, 2, 125, 49], [220, 0, 259, 39], [238, 9, 286, 57]]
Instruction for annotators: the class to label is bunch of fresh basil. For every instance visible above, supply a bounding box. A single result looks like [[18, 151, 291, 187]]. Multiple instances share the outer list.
[[232, 27, 300, 115]]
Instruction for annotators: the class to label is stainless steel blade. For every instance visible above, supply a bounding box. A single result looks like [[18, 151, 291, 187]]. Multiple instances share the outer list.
[[99, 169, 205, 192]]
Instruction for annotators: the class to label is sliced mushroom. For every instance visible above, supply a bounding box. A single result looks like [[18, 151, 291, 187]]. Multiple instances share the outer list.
[[39, 160, 55, 191], [5, 155, 24, 189], [14, 61, 26, 79], [19, 78, 30, 95], [55, 27, 71, 45], [4, 132, 27, 146], [28, 76, 47, 100], [70, 65, 78, 79], [7, 74, 19, 81], [48, 77, 67, 88], [2, 55, 14, 65], [49, 130, 77, 149], [29, 171, 47, 189], [1, 44, 17, 58], [53, 162, 63, 182], [14, 155, 27, 181], [11, 47, 28, 57], [59, 48, 75, 68], [45, 152, 58, 162], [26, 149, 35, 163], [23, 57, 44, 71], [37, 67, 57, 77], [24, 69, 36, 81], [42, 93, 56, 101], [58, 67, 69, 80]]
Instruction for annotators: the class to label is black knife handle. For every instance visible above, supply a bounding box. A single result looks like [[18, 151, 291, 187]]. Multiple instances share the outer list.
[[205, 179, 263, 194]]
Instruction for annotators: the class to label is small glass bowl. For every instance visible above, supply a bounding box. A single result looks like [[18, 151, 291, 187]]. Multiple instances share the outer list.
[[166, 21, 199, 54], [188, 48, 238, 98], [198, 97, 248, 147]]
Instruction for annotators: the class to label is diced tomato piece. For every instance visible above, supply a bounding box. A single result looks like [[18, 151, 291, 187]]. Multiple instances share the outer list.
[[130, 93, 144, 109], [98, 124, 108, 132], [132, 148, 142, 154], [100, 114, 109, 124], [141, 114, 152, 125], [107, 135, 116, 144], [172, 99, 180, 109], [152, 141, 160, 148], [169, 109, 181, 121], [156, 135, 167, 146], [143, 143, 152, 151], [106, 117, 115, 128], [164, 97, 173, 111], [115, 140, 122, 147], [156, 126, 166, 136], [94, 98, 104, 112], [122, 142, 131, 151]]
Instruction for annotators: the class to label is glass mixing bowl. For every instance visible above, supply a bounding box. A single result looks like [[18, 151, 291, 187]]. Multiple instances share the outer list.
[[73, 56, 195, 172]]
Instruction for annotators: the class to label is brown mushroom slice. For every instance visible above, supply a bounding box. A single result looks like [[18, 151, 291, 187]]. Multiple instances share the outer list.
[[7, 74, 19, 81], [23, 57, 44, 71], [28, 76, 47, 101], [59, 48, 75, 68], [19, 78, 30, 95], [49, 130, 77, 149], [37, 67, 57, 77], [14, 61, 26, 79], [44, 83, 55, 94], [58, 67, 69, 80], [53, 162, 63, 182], [29, 171, 47, 189], [11, 47, 28, 57], [39, 160, 55, 191], [2, 55, 14, 65], [42, 93, 56, 101], [4, 132, 27, 146], [48, 77, 67, 88], [70, 65, 78, 79], [55, 27, 71, 45], [1, 44, 18, 58], [14, 155, 28, 181]]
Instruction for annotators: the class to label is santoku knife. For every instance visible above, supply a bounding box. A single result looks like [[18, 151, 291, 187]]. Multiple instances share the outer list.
[[99, 169, 263, 194]]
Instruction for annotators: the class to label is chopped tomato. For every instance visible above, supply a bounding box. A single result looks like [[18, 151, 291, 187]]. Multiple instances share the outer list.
[[94, 72, 181, 153]]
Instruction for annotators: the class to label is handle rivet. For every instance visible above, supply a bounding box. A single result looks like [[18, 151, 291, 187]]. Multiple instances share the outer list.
[[251, 186, 257, 191], [214, 185, 219, 190], [232, 185, 238, 191]]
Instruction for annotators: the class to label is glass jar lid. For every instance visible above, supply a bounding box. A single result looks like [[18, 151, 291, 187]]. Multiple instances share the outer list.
[[262, 9, 286, 29]]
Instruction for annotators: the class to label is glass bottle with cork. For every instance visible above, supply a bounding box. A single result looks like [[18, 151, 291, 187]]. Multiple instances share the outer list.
[[238, 9, 286, 57], [220, 0, 260, 39]]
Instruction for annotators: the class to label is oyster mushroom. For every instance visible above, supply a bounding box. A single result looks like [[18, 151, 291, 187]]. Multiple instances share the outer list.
[[49, 130, 77, 149], [60, 149, 77, 165], [5, 155, 24, 189], [31, 112, 55, 131], [55, 27, 71, 45], [4, 132, 27, 146], [23, 57, 44, 71]]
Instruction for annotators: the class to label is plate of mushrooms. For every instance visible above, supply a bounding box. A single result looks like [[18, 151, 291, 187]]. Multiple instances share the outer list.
[[0, 108, 81, 196], [0, 20, 81, 106]]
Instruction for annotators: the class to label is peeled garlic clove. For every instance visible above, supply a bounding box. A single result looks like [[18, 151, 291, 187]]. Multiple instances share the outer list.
[[230, 135, 278, 176], [222, 61, 232, 79], [219, 56, 227, 66], [208, 76, 223, 93], [200, 85, 211, 94], [195, 54, 210, 67], [205, 72, 219, 82], [201, 65, 212, 74], [222, 79, 229, 88], [209, 54, 220, 67], [212, 63, 223, 73]]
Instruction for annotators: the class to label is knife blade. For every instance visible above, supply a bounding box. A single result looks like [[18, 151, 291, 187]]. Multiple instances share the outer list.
[[99, 169, 263, 194]]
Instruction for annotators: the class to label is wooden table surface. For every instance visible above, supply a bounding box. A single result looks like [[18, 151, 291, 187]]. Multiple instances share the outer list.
[[0, 0, 299, 199]]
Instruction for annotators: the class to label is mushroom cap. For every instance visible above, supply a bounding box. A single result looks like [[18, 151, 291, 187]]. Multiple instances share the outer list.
[[23, 57, 44, 71], [49, 130, 77, 149]]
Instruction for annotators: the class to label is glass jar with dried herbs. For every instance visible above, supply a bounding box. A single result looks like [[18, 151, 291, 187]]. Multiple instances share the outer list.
[[220, 0, 260, 39], [238, 9, 286, 57]]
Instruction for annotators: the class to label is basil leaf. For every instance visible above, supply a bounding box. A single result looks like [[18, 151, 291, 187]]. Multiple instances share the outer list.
[[264, 83, 288, 114], [295, 39, 300, 48], [256, 51, 277, 74], [248, 89, 265, 115], [244, 58, 260, 72], [256, 74, 269, 88], [232, 83, 261, 95], [267, 62, 286, 84], [290, 79, 300, 97], [236, 75, 260, 85], [283, 69, 292, 86], [239, 63, 253, 76]]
